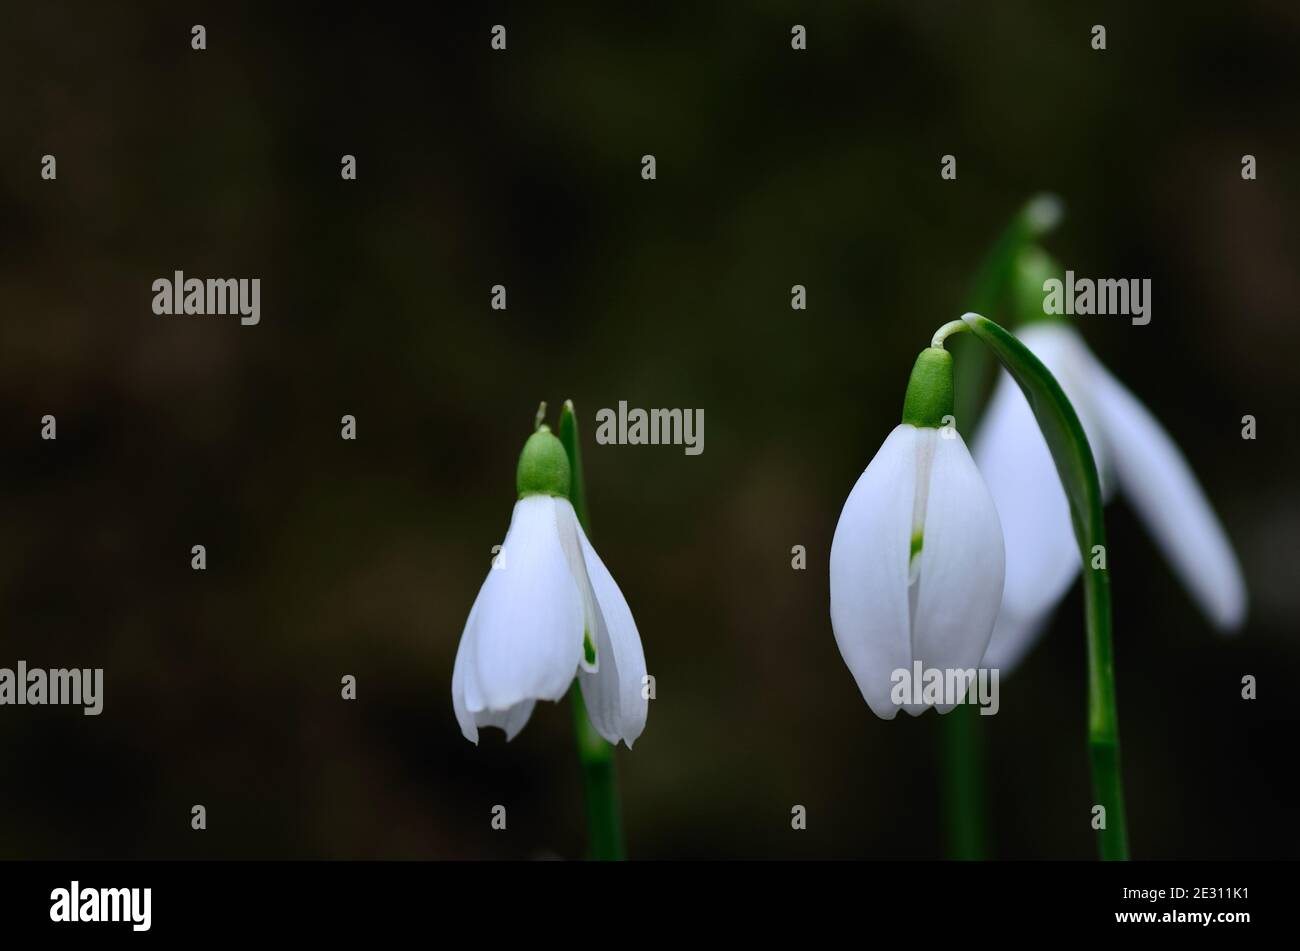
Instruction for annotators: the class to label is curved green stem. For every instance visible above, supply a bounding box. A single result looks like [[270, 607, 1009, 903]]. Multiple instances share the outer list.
[[955, 313, 1129, 860], [558, 399, 627, 861]]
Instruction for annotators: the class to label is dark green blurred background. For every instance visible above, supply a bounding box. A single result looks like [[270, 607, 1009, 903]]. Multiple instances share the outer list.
[[2, 2, 1297, 859]]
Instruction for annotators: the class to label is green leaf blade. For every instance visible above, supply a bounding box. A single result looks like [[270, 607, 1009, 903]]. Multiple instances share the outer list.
[[557, 399, 591, 535]]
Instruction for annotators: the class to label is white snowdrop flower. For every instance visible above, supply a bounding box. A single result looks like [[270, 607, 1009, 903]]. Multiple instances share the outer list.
[[452, 426, 648, 747], [830, 346, 1005, 718], [975, 321, 1247, 672]]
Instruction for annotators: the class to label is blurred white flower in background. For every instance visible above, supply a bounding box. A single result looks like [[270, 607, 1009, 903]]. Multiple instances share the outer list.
[[975, 321, 1247, 671]]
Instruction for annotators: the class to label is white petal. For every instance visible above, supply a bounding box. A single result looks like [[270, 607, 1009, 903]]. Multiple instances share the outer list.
[[973, 366, 1081, 638], [453, 584, 538, 743], [473, 700, 536, 741], [472, 495, 585, 711], [451, 587, 484, 743], [829, 425, 917, 719], [911, 430, 1005, 712], [973, 323, 1116, 673], [1087, 359, 1247, 631], [551, 499, 600, 677], [1018, 324, 1114, 494], [981, 603, 1050, 673], [571, 519, 649, 748]]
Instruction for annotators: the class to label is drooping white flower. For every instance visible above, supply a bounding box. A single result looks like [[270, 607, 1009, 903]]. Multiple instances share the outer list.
[[830, 346, 1005, 718], [452, 427, 648, 747], [974, 321, 1247, 672]]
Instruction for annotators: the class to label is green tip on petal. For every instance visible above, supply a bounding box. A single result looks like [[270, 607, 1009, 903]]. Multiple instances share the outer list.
[[517, 427, 572, 499], [901, 347, 955, 429]]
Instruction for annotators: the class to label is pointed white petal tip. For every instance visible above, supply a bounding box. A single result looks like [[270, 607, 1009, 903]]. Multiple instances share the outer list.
[[1211, 592, 1248, 636], [1086, 361, 1249, 638], [864, 694, 902, 720]]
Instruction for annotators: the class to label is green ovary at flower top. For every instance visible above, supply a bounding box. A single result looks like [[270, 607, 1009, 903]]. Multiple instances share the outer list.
[[973, 246, 1247, 673], [830, 344, 1006, 719], [451, 422, 648, 747]]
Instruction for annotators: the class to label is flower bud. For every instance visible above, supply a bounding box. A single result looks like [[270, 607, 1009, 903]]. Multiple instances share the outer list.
[[900, 347, 955, 429], [516, 426, 572, 499]]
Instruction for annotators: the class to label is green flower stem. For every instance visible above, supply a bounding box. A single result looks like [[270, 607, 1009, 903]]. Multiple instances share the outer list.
[[941, 702, 988, 860], [558, 399, 627, 861], [947, 314, 1130, 860], [569, 685, 625, 860]]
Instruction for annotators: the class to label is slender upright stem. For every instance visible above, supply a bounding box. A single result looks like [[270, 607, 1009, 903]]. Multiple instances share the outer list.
[[557, 399, 627, 860], [1084, 553, 1128, 860], [941, 702, 989, 859], [569, 684, 625, 860]]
